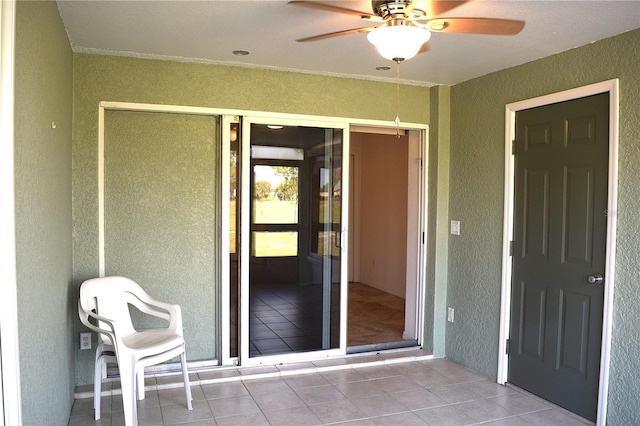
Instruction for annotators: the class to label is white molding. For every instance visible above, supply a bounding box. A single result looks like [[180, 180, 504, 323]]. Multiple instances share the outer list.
[[97, 101, 428, 131], [98, 106, 105, 276], [498, 79, 619, 426], [0, 1, 22, 424], [340, 128, 351, 351], [404, 129, 428, 342], [219, 115, 234, 366]]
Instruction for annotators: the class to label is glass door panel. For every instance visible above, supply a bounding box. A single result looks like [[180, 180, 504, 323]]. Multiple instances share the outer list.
[[241, 120, 346, 360], [221, 116, 240, 364]]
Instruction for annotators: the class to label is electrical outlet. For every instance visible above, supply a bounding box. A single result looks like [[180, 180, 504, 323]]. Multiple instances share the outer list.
[[80, 332, 92, 350], [447, 307, 455, 322]]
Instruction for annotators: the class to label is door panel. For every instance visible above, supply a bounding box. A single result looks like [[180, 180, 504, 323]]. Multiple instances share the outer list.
[[518, 281, 546, 360], [509, 93, 609, 421], [240, 120, 346, 361], [563, 166, 595, 264]]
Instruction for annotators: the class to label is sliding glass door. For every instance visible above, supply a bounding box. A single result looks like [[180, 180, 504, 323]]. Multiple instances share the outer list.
[[239, 117, 348, 363]]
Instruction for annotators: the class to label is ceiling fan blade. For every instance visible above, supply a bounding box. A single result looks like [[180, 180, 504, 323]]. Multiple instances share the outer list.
[[408, 0, 468, 18], [288, 1, 378, 19], [427, 17, 525, 35], [296, 27, 377, 42]]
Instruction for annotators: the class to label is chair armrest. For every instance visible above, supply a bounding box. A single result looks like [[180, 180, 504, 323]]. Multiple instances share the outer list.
[[78, 300, 119, 348], [127, 293, 184, 334]]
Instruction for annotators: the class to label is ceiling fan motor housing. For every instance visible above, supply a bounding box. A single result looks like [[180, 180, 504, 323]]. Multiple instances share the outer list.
[[372, 0, 427, 19]]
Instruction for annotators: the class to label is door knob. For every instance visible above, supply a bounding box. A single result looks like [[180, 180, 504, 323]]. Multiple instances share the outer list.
[[588, 273, 604, 285]]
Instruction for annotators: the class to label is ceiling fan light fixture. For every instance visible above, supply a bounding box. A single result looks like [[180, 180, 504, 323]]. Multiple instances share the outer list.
[[367, 23, 431, 62]]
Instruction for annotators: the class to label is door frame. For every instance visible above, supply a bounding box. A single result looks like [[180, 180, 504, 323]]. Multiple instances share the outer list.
[[0, 1, 23, 424], [498, 79, 619, 425], [219, 114, 428, 366], [347, 127, 427, 344]]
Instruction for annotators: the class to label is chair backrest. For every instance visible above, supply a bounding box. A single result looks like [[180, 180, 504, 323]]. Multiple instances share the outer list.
[[79, 276, 148, 339]]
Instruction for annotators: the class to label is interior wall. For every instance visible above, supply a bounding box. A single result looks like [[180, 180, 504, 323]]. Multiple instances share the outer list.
[[14, 2, 74, 424], [353, 132, 408, 299], [72, 53, 431, 385], [447, 28, 640, 424]]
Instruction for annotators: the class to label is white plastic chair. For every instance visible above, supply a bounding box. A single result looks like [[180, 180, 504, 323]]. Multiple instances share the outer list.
[[78, 276, 193, 425]]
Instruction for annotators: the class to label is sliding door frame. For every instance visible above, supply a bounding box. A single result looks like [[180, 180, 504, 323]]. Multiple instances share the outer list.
[[96, 102, 428, 367]]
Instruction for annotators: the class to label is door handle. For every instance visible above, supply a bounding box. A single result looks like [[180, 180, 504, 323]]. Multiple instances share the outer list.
[[588, 273, 604, 285]]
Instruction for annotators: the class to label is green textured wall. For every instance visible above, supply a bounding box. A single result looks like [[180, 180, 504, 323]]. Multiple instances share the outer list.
[[72, 54, 431, 384], [14, 1, 74, 424], [104, 110, 218, 361], [428, 85, 451, 357], [447, 28, 640, 424]]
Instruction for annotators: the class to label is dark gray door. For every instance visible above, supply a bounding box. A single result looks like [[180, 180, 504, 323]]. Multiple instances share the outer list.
[[509, 93, 609, 421]]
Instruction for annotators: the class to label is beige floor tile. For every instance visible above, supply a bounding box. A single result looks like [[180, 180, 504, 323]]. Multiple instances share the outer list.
[[389, 389, 448, 411], [242, 376, 290, 396], [372, 411, 429, 425], [295, 384, 346, 405], [264, 405, 323, 425], [428, 382, 485, 404], [201, 381, 249, 400], [158, 386, 199, 406], [368, 375, 422, 393], [207, 395, 260, 419], [251, 387, 306, 412], [335, 379, 387, 399], [491, 392, 553, 415], [414, 404, 476, 426], [308, 399, 367, 424], [160, 400, 213, 426], [350, 393, 409, 417], [520, 408, 594, 425], [215, 411, 270, 425], [320, 368, 368, 384], [452, 397, 516, 423], [283, 372, 330, 389]]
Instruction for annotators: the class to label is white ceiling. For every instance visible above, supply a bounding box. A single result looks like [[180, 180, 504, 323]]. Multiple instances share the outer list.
[[56, 0, 640, 87]]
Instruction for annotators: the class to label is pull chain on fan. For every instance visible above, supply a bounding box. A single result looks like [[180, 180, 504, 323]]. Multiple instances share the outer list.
[[395, 59, 401, 139]]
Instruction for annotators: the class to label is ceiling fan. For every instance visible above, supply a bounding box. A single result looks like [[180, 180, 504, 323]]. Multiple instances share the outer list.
[[290, 0, 525, 62]]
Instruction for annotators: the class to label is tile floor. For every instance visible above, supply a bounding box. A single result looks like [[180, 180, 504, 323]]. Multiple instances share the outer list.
[[247, 281, 409, 357], [69, 351, 594, 426], [347, 282, 405, 346]]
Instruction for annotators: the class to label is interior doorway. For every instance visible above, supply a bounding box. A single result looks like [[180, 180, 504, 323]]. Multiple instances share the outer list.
[[509, 93, 609, 421], [347, 129, 423, 351], [499, 80, 619, 425]]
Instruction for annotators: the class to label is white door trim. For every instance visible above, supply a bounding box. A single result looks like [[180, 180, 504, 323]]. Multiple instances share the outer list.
[[0, 1, 23, 424], [404, 129, 427, 341], [498, 79, 619, 426]]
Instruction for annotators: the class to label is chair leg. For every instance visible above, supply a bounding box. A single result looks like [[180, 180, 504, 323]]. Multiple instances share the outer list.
[[119, 359, 138, 426], [94, 349, 103, 420], [136, 369, 145, 401], [180, 351, 193, 410]]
